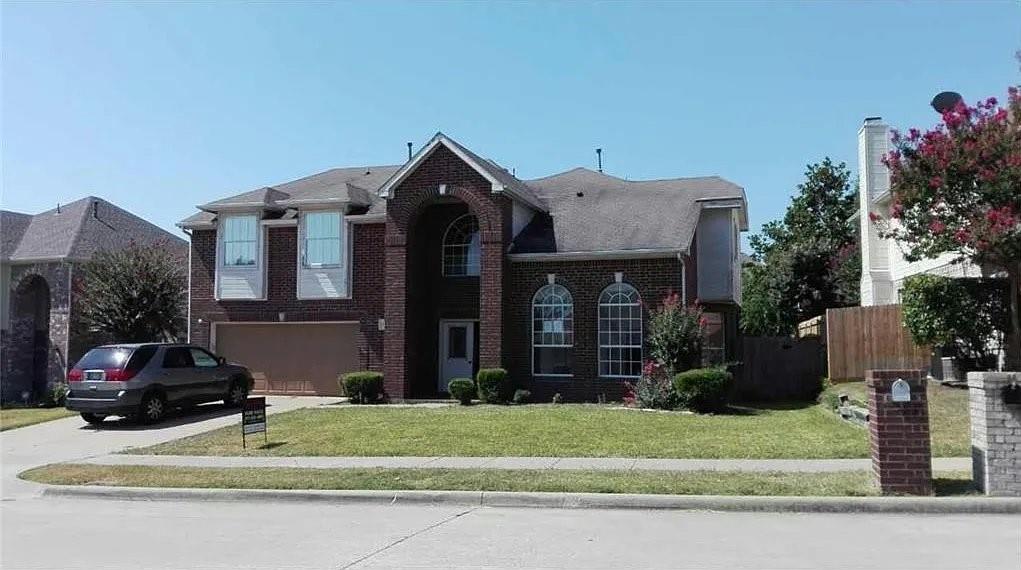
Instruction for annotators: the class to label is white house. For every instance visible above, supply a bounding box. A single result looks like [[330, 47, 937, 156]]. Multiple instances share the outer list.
[[856, 117, 982, 306]]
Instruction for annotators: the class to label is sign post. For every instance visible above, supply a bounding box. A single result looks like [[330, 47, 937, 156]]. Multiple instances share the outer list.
[[241, 396, 267, 449]]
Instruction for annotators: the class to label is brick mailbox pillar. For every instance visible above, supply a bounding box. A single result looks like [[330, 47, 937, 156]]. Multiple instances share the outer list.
[[866, 369, 932, 495], [967, 371, 1021, 496]]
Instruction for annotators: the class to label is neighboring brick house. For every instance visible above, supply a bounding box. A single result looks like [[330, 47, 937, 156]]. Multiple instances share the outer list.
[[0, 197, 187, 403], [179, 133, 748, 401]]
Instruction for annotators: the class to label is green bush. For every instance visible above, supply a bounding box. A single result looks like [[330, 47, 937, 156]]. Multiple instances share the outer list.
[[673, 367, 733, 413], [476, 368, 510, 403], [43, 382, 69, 408], [447, 378, 475, 405], [512, 389, 531, 404], [341, 372, 384, 404]]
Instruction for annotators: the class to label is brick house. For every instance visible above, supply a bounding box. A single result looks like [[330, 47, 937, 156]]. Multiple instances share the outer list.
[[179, 134, 747, 401], [1, 197, 187, 402]]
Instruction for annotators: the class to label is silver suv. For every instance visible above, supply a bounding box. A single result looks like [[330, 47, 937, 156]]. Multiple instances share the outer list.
[[65, 343, 254, 425]]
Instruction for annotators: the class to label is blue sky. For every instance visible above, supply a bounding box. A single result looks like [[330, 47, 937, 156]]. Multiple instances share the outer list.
[[2, 2, 1018, 246]]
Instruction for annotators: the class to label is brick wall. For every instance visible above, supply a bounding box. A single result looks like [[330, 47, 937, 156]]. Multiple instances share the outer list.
[[968, 371, 1021, 496], [189, 223, 386, 371], [506, 256, 693, 402], [866, 369, 932, 495]]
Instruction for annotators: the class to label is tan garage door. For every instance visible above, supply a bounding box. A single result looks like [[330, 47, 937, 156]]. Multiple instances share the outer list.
[[213, 322, 359, 396]]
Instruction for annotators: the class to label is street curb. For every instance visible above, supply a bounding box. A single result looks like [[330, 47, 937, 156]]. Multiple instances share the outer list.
[[41, 485, 1021, 514]]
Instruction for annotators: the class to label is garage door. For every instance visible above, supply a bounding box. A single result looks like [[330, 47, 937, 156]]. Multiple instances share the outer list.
[[213, 322, 359, 396]]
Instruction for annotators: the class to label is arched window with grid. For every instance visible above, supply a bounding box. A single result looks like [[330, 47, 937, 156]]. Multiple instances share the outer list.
[[442, 214, 480, 276], [532, 283, 574, 376], [598, 282, 642, 378]]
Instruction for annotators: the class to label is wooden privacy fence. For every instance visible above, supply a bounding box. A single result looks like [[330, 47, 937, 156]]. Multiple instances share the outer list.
[[825, 305, 930, 381], [733, 336, 825, 401]]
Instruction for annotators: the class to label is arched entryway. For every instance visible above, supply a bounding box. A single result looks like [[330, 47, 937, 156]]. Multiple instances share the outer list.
[[384, 184, 507, 399], [12, 274, 51, 400]]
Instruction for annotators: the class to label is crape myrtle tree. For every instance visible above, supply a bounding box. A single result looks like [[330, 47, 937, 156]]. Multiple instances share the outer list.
[[76, 241, 187, 343], [873, 86, 1021, 369]]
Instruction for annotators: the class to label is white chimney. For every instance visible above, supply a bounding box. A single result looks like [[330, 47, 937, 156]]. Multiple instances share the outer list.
[[858, 117, 894, 306]]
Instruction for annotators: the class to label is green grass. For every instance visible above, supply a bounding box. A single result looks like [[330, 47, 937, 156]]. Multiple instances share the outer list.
[[0, 407, 74, 431], [20, 464, 977, 497], [822, 381, 969, 457], [132, 403, 871, 459]]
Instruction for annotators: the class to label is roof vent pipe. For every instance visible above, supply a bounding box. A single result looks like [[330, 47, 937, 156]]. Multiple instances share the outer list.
[[407, 142, 413, 161], [596, 148, 603, 173]]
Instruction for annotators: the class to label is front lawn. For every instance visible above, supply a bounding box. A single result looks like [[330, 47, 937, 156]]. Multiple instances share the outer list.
[[133, 403, 871, 459], [822, 381, 969, 457], [0, 407, 74, 431], [20, 464, 976, 497]]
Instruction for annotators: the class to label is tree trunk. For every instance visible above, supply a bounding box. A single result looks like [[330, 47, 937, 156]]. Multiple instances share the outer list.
[[1005, 261, 1021, 371]]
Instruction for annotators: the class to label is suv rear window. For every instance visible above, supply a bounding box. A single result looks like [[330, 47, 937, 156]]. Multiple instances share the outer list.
[[75, 347, 134, 370]]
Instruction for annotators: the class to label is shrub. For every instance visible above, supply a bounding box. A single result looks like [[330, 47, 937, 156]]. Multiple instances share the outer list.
[[43, 383, 69, 408], [673, 367, 733, 413], [341, 372, 384, 404], [625, 361, 677, 410], [648, 292, 705, 374], [476, 368, 509, 403], [447, 378, 475, 405], [512, 389, 531, 404]]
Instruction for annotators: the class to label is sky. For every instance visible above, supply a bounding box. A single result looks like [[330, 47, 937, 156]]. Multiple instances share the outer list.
[[2, 1, 1019, 247]]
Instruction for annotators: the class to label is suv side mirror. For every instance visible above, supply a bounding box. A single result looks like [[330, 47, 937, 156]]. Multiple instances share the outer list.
[[218, 356, 227, 366]]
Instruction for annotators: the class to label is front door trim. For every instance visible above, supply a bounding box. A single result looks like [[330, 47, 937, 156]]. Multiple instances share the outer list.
[[438, 319, 477, 393]]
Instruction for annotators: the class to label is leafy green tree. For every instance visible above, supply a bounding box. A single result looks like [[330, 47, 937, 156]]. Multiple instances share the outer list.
[[742, 159, 860, 335], [647, 292, 704, 374], [76, 242, 186, 342]]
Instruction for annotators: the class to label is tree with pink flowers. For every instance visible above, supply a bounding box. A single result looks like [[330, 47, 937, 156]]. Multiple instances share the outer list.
[[873, 86, 1021, 368]]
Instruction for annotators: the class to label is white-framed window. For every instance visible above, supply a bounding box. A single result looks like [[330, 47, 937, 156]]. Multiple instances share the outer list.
[[222, 215, 258, 266], [443, 214, 480, 276], [303, 211, 342, 267], [598, 282, 643, 378], [532, 283, 574, 376]]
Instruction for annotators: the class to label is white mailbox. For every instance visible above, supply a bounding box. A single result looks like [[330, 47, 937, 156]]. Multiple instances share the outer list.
[[891, 378, 911, 403]]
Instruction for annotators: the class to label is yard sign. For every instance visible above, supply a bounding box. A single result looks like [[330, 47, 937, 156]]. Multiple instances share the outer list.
[[241, 396, 267, 449]]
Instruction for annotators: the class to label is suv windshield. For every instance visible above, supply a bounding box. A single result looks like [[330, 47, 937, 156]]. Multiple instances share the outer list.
[[75, 347, 136, 370]]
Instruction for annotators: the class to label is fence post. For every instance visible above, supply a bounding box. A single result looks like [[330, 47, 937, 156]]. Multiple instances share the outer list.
[[866, 369, 932, 495]]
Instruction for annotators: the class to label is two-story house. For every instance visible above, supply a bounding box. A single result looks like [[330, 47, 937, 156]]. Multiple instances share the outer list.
[[179, 133, 747, 401]]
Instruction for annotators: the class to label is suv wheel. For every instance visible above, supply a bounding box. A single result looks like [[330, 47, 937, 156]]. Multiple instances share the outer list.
[[225, 379, 248, 408], [138, 392, 166, 424], [81, 412, 106, 425]]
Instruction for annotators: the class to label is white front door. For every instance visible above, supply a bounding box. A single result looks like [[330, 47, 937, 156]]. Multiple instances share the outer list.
[[439, 320, 475, 393]]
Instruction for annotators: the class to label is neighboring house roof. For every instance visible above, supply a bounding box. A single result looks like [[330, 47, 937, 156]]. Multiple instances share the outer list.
[[1, 196, 185, 262], [512, 168, 747, 255]]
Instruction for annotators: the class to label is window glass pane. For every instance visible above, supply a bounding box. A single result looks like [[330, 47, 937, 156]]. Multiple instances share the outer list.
[[443, 215, 480, 276], [532, 284, 574, 375], [305, 212, 341, 266], [223, 216, 257, 266], [597, 283, 643, 377], [702, 312, 725, 365], [162, 347, 194, 369], [190, 349, 219, 368], [448, 326, 467, 359], [534, 347, 573, 375]]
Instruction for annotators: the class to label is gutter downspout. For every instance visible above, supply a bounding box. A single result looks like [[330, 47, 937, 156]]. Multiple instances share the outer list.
[[678, 251, 687, 307], [183, 228, 192, 343]]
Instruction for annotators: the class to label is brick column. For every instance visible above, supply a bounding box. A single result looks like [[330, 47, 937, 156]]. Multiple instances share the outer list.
[[866, 369, 932, 495], [967, 371, 1021, 496], [383, 227, 409, 401]]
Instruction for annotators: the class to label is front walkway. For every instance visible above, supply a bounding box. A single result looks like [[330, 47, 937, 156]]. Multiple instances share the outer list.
[[79, 453, 972, 472]]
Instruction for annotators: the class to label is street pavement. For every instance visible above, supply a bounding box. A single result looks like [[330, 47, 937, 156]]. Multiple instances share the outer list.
[[2, 496, 1019, 569]]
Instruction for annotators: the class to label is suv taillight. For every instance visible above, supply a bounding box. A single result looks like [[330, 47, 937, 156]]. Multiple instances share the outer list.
[[105, 367, 141, 382], [67, 369, 83, 382]]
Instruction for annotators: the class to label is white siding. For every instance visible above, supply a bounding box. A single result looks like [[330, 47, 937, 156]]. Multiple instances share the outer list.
[[696, 207, 738, 302], [297, 210, 349, 299], [215, 215, 265, 300], [511, 200, 534, 240]]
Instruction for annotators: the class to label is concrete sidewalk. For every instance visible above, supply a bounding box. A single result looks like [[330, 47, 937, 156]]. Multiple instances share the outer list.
[[83, 453, 973, 472]]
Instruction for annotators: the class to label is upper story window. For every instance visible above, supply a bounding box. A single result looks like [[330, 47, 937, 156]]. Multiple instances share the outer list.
[[222, 215, 258, 266], [303, 211, 342, 267], [443, 214, 480, 276], [598, 282, 643, 378], [532, 283, 574, 376]]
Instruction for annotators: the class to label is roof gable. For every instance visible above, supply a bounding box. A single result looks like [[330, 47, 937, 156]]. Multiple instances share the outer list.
[[377, 133, 547, 211]]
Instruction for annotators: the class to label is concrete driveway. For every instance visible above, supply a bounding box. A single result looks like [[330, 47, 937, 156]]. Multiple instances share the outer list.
[[0, 396, 336, 500]]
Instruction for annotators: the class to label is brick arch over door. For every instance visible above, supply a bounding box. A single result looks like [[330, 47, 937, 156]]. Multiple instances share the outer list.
[[384, 182, 509, 399]]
